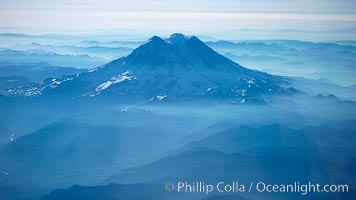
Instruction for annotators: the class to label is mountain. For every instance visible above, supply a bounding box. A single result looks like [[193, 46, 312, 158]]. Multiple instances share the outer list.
[[1, 33, 292, 104]]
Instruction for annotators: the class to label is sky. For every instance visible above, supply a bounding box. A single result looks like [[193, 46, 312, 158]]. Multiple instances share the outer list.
[[0, 0, 356, 40]]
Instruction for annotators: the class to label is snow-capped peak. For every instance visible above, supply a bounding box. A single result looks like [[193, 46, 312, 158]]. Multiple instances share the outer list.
[[166, 33, 192, 44]]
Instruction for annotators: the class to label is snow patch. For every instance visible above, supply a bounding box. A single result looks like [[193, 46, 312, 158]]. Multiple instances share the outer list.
[[49, 79, 61, 88], [145, 108, 153, 112], [49, 77, 74, 88], [247, 79, 255, 88], [25, 87, 44, 96], [120, 105, 136, 112], [1, 74, 76, 97], [95, 71, 134, 92], [156, 95, 167, 100], [88, 68, 98, 73], [120, 107, 130, 112], [141, 97, 155, 104]]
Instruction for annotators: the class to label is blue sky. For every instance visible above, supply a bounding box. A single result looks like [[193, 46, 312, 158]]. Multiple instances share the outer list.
[[0, 0, 356, 40]]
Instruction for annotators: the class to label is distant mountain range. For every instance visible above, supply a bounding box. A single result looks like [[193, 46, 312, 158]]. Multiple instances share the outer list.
[[0, 48, 106, 68], [42, 124, 356, 200], [0, 63, 85, 82], [20, 43, 133, 60], [206, 40, 356, 86]]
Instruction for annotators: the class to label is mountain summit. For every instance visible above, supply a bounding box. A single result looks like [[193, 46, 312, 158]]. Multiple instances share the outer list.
[[2, 33, 291, 103], [123, 33, 245, 72]]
